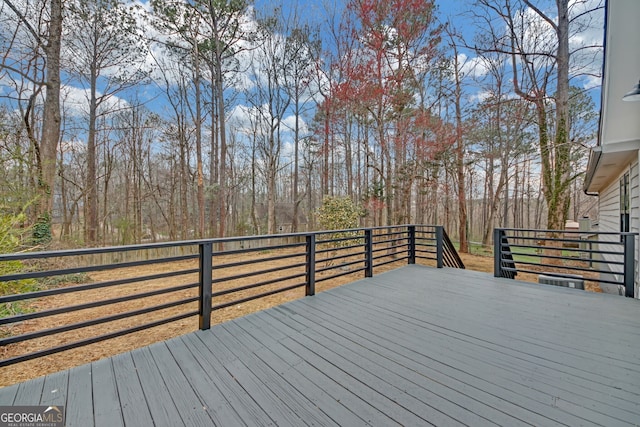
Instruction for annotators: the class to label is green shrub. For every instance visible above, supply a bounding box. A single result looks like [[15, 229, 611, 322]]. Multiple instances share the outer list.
[[0, 211, 38, 317], [316, 196, 362, 232], [316, 197, 364, 264], [32, 213, 52, 244]]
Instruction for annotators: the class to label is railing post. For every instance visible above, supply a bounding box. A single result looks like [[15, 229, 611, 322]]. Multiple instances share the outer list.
[[199, 242, 213, 330], [305, 234, 316, 296], [435, 226, 443, 268], [408, 225, 416, 265], [365, 228, 373, 277], [494, 228, 502, 278], [623, 233, 635, 298]]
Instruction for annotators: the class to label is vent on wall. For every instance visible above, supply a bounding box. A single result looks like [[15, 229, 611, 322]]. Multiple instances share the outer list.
[[538, 274, 584, 290]]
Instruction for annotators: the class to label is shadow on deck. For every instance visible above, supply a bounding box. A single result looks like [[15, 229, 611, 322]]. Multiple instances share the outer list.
[[1, 265, 639, 426]]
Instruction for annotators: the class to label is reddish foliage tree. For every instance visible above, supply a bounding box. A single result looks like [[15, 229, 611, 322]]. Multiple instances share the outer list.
[[331, 0, 442, 224]]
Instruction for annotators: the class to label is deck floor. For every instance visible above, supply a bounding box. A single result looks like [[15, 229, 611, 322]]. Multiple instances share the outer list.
[[1, 265, 640, 426]]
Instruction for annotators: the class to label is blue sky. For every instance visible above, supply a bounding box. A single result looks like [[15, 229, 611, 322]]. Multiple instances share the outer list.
[[0, 0, 604, 146]]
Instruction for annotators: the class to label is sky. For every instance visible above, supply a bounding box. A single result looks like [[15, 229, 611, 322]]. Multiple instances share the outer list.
[[0, 0, 605, 144]]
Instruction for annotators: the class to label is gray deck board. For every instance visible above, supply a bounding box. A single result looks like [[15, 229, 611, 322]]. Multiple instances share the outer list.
[[0, 382, 17, 405], [223, 321, 365, 426], [66, 364, 93, 427], [92, 358, 124, 427], [112, 352, 154, 427], [146, 342, 215, 427], [1, 265, 640, 426], [13, 375, 44, 405], [39, 370, 68, 407], [268, 317, 464, 426], [290, 286, 626, 426], [275, 297, 581, 427], [318, 285, 640, 400], [129, 346, 186, 427], [260, 307, 518, 427], [179, 332, 273, 426], [162, 337, 244, 426], [212, 324, 341, 426]]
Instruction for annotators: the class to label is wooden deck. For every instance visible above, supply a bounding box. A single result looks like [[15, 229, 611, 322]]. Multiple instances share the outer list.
[[1, 265, 640, 426]]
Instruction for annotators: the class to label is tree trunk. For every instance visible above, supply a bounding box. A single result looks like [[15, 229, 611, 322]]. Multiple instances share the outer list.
[[267, 154, 277, 234], [86, 62, 99, 244], [34, 0, 62, 243], [548, 0, 571, 231], [292, 87, 301, 232], [322, 107, 330, 196], [179, 134, 189, 239], [455, 92, 468, 253], [215, 44, 228, 239], [193, 44, 205, 239]]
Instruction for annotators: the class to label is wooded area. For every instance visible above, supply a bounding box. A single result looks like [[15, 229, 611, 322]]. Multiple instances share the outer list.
[[0, 0, 603, 251]]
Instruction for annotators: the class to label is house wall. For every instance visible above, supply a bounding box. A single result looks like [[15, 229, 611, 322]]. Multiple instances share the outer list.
[[633, 160, 639, 298], [596, 160, 639, 297]]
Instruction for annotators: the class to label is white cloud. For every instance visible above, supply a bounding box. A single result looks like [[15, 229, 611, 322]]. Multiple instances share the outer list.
[[228, 104, 255, 134], [468, 90, 492, 103], [282, 114, 309, 135], [458, 53, 492, 79], [61, 85, 129, 118]]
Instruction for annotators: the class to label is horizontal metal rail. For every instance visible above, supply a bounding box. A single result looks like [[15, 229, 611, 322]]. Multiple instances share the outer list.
[[212, 271, 308, 298], [0, 311, 199, 367], [499, 244, 627, 268], [212, 283, 305, 311], [0, 296, 199, 346], [500, 267, 627, 287], [494, 228, 637, 297], [212, 241, 306, 257], [213, 251, 306, 270], [211, 262, 308, 284], [0, 254, 199, 282], [316, 243, 365, 257], [0, 282, 198, 326], [0, 224, 463, 367], [506, 243, 624, 257], [0, 268, 199, 304]]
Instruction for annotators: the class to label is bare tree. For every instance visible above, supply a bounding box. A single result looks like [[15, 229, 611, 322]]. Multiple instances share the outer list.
[[2, 0, 62, 242], [192, 0, 249, 238], [245, 11, 292, 234], [64, 0, 148, 243], [282, 20, 318, 232], [474, 0, 603, 232], [444, 26, 470, 253], [152, 50, 196, 240]]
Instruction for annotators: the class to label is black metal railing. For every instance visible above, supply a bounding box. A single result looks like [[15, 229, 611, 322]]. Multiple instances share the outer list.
[[494, 228, 637, 297], [0, 224, 463, 367], [442, 229, 465, 269]]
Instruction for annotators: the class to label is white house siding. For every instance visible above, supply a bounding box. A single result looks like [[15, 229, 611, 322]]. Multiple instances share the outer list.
[[596, 162, 639, 296], [633, 161, 640, 298]]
